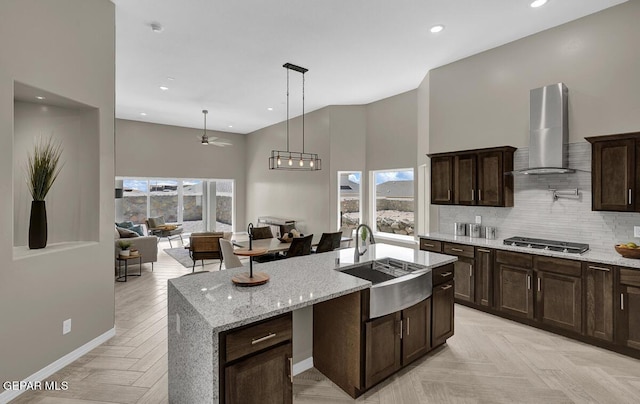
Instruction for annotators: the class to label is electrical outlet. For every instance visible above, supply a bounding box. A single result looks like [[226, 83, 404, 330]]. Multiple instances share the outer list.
[[63, 319, 71, 335], [635, 226, 640, 238], [176, 313, 181, 335], [475, 216, 482, 224]]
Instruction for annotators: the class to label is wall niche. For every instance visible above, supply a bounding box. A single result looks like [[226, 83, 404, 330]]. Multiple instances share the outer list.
[[13, 82, 100, 253]]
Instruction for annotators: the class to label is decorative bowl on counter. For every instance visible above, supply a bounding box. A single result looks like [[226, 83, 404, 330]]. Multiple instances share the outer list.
[[614, 244, 640, 259]]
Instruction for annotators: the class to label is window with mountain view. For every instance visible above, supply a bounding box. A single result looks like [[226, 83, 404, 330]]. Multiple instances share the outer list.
[[371, 169, 414, 238]]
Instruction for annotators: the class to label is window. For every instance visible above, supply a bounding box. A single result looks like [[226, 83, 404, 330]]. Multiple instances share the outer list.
[[370, 169, 414, 239], [338, 172, 362, 234], [116, 177, 235, 233]]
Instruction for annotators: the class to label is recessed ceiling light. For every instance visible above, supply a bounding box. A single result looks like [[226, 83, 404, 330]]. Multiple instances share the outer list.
[[140, 112, 147, 116], [228, 125, 233, 128], [430, 25, 444, 33], [159, 86, 169, 91], [36, 96, 45, 100], [267, 107, 274, 111], [150, 23, 163, 33], [167, 76, 175, 81], [530, 0, 548, 8]]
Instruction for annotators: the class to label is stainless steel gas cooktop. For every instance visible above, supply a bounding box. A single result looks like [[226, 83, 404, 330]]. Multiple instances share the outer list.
[[503, 236, 589, 254]]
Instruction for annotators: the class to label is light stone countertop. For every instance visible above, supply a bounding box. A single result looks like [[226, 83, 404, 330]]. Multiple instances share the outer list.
[[168, 243, 457, 333], [418, 232, 640, 269]]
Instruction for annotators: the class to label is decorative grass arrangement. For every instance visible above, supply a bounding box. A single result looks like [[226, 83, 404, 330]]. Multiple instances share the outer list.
[[26, 136, 64, 201]]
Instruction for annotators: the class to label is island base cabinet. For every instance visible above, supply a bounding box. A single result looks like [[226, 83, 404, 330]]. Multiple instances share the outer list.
[[365, 312, 402, 389], [432, 280, 454, 347], [225, 342, 292, 404], [402, 298, 431, 366]]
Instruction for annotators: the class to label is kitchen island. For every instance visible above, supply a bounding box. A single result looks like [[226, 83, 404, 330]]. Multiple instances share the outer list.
[[168, 243, 456, 403]]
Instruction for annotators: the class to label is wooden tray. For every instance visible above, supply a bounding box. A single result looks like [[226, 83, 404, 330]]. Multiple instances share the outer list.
[[231, 272, 270, 286]]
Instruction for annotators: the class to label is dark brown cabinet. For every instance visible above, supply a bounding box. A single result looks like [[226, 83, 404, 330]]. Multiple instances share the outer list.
[[402, 298, 431, 365], [585, 262, 614, 342], [534, 256, 582, 333], [475, 248, 494, 307], [365, 312, 401, 389], [225, 343, 292, 404], [431, 156, 454, 204], [365, 299, 432, 388], [617, 268, 640, 350], [220, 313, 293, 404], [432, 280, 454, 347], [428, 146, 515, 207], [586, 132, 640, 212], [495, 251, 534, 320], [454, 154, 476, 205], [443, 242, 475, 304]]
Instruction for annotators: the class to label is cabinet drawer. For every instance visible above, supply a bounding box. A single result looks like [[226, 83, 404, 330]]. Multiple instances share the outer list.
[[432, 263, 454, 286], [496, 250, 532, 268], [443, 242, 474, 259], [534, 256, 582, 277], [620, 267, 640, 288], [225, 313, 292, 362], [420, 239, 442, 253]]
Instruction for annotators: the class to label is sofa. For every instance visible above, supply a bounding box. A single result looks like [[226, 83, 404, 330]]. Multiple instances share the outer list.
[[115, 225, 158, 267]]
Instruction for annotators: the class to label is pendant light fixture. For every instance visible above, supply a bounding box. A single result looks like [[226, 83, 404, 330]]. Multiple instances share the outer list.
[[269, 63, 321, 171]]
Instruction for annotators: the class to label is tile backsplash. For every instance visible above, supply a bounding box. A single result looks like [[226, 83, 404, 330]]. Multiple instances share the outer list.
[[437, 142, 640, 253]]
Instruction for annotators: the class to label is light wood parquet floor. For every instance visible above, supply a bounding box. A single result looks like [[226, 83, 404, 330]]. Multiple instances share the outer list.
[[11, 240, 640, 404]]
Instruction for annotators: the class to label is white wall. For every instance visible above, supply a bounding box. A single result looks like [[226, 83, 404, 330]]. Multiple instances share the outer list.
[[0, 0, 115, 386], [115, 119, 247, 231], [426, 0, 640, 239], [428, 0, 640, 154], [14, 102, 99, 246]]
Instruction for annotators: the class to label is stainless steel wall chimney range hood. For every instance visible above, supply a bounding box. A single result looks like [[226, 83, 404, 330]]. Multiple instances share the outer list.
[[513, 83, 574, 175]]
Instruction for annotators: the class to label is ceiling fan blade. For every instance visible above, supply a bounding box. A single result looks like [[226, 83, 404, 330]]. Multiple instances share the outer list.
[[211, 138, 232, 147]]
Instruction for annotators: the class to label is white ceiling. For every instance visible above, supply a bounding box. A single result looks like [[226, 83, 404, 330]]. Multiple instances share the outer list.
[[113, 0, 627, 134]]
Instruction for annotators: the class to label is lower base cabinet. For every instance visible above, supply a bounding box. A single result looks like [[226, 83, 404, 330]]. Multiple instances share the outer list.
[[220, 313, 293, 404], [585, 263, 614, 342], [365, 312, 401, 389], [617, 268, 640, 350], [432, 280, 454, 347], [225, 343, 292, 404]]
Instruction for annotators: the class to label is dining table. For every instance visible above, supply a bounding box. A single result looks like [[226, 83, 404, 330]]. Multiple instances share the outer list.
[[233, 236, 353, 253]]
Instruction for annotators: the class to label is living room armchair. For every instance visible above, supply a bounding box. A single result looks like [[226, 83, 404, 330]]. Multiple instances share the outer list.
[[146, 216, 184, 247], [187, 232, 223, 272]]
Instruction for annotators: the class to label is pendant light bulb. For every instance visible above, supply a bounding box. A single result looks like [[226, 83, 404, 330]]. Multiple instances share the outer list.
[[277, 157, 281, 166], [299, 159, 304, 167], [309, 160, 314, 167], [288, 158, 293, 166]]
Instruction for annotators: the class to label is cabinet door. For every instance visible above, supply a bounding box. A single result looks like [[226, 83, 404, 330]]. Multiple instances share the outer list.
[[496, 264, 534, 320], [431, 156, 453, 204], [454, 257, 474, 303], [477, 151, 503, 207], [592, 139, 635, 211], [585, 263, 614, 342], [454, 154, 476, 205], [475, 248, 494, 308], [617, 285, 640, 350], [225, 342, 292, 404], [365, 312, 401, 389], [402, 298, 431, 366], [536, 270, 582, 333], [432, 280, 454, 347]]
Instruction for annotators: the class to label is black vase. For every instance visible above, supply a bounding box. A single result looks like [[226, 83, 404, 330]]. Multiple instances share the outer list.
[[29, 200, 47, 249]]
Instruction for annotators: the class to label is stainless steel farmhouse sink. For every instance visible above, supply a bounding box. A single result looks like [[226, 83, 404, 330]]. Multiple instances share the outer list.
[[339, 258, 432, 319]]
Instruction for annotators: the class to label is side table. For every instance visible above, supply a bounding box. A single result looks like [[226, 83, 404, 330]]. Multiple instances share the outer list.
[[116, 254, 142, 282]]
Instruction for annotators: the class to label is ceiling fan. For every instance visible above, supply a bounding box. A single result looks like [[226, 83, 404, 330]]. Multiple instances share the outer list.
[[198, 110, 232, 147]]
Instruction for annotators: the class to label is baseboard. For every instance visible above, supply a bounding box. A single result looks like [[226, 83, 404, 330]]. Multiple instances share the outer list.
[[293, 357, 314, 376], [0, 327, 116, 403]]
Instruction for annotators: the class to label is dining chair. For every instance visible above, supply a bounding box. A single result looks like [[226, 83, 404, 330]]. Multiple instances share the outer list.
[[219, 239, 243, 269], [250, 226, 274, 240], [187, 232, 223, 272], [314, 231, 343, 254], [284, 234, 313, 258]]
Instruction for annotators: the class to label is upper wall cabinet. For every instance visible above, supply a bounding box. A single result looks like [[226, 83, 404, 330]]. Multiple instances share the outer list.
[[428, 146, 515, 207], [586, 132, 640, 212]]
